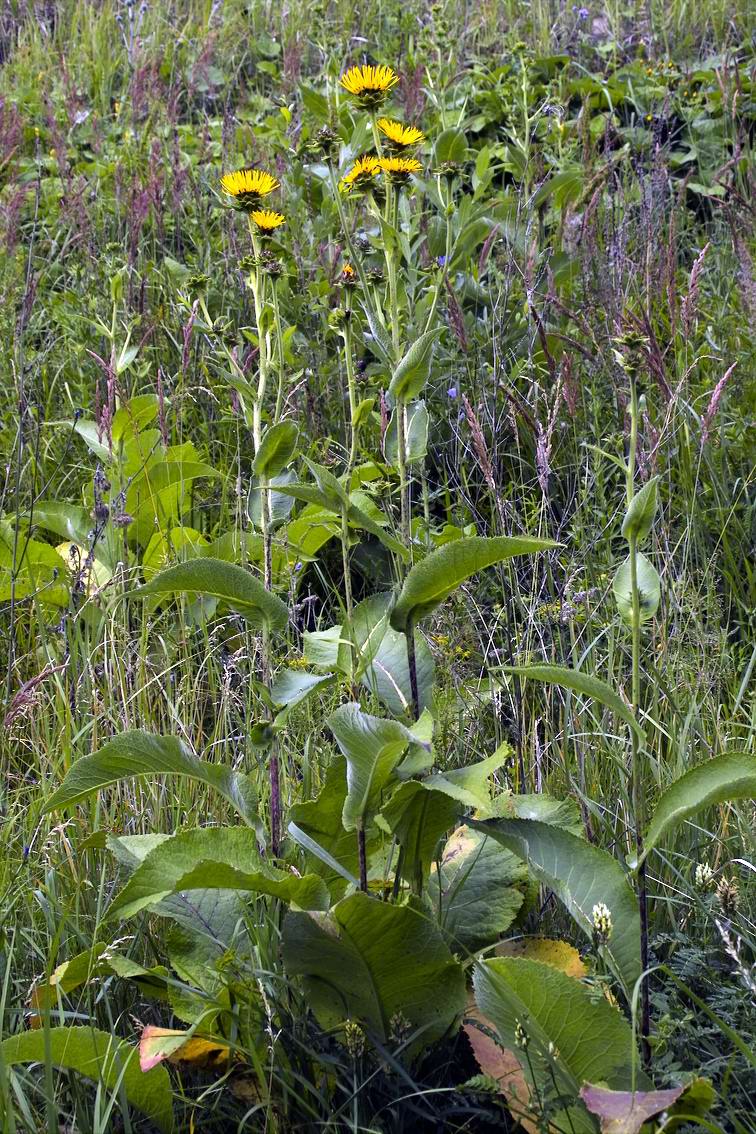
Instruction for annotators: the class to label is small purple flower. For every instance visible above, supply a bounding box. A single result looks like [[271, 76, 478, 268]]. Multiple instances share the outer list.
[[578, 6, 589, 17], [437, 255, 447, 268], [294, 561, 303, 572], [447, 386, 458, 399]]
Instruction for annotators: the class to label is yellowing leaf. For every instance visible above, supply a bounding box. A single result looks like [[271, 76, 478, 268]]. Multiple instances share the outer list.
[[139, 1026, 231, 1073], [497, 937, 586, 979]]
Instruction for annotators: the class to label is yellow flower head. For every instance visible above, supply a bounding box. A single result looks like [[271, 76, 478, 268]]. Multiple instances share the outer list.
[[220, 168, 279, 211], [340, 64, 399, 108], [340, 262, 358, 287], [250, 208, 286, 234], [378, 155, 422, 184], [376, 118, 425, 150], [339, 153, 381, 193]]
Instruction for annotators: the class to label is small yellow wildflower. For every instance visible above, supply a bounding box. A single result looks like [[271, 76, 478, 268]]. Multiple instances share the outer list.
[[220, 168, 279, 211], [340, 263, 358, 287], [339, 64, 399, 108], [250, 208, 286, 234], [339, 153, 381, 193], [377, 155, 422, 184], [376, 118, 425, 149]]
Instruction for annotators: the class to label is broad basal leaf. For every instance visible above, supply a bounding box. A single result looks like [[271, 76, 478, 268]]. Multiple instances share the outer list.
[[1, 1028, 173, 1133], [470, 818, 641, 996], [107, 827, 329, 920], [474, 957, 635, 1094], [282, 892, 465, 1050], [640, 751, 756, 865], [491, 791, 583, 835], [111, 393, 160, 442], [32, 502, 117, 569], [429, 827, 527, 952], [248, 470, 297, 530], [390, 536, 555, 631], [43, 731, 258, 825], [497, 937, 586, 979], [270, 669, 335, 714], [379, 782, 461, 893], [133, 558, 289, 632]]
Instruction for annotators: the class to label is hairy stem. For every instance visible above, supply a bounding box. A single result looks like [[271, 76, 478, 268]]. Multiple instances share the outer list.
[[627, 372, 651, 1066]]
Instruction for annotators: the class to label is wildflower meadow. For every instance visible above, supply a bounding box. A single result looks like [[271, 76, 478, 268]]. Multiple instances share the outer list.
[[0, 0, 754, 1130]]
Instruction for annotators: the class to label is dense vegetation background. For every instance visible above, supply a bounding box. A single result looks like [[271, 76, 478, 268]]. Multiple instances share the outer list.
[[0, 0, 753, 1130]]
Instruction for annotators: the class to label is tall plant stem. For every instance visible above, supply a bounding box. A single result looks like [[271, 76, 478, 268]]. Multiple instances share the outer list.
[[247, 218, 279, 855], [384, 185, 401, 357], [328, 164, 375, 309], [271, 280, 286, 423], [396, 397, 411, 552], [337, 314, 360, 685], [627, 372, 651, 1065]]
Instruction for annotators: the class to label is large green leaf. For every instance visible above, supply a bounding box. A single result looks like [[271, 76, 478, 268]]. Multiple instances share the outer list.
[[43, 731, 258, 825], [252, 421, 299, 479], [248, 470, 297, 530], [337, 591, 392, 678], [428, 826, 528, 953], [0, 521, 71, 607], [621, 476, 659, 545], [362, 624, 435, 715], [379, 782, 461, 893], [640, 752, 756, 866], [272, 480, 409, 561], [499, 664, 645, 744], [387, 329, 441, 401], [492, 791, 583, 835], [383, 400, 429, 466], [31, 502, 118, 569], [328, 702, 419, 830], [470, 818, 641, 995], [424, 745, 510, 812], [74, 419, 113, 461], [133, 558, 289, 632], [270, 669, 335, 713], [125, 460, 219, 545], [390, 536, 555, 631], [1, 1027, 173, 1133], [474, 956, 635, 1096], [111, 394, 160, 441], [613, 553, 661, 624], [107, 828, 329, 920], [282, 892, 465, 1048]]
